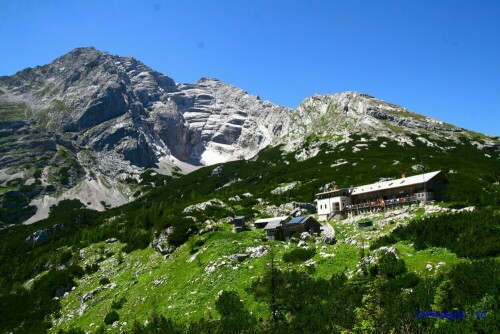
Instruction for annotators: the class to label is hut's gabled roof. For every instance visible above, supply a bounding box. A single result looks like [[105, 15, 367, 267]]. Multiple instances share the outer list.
[[350, 170, 443, 196], [264, 220, 283, 230], [285, 216, 308, 226], [254, 216, 288, 224]]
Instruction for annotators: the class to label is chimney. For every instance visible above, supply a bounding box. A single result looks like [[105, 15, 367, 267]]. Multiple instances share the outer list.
[[333, 184, 338, 190], [401, 172, 407, 179]]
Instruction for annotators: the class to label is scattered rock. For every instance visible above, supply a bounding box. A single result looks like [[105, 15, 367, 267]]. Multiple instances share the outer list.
[[204, 258, 223, 274], [199, 224, 216, 235], [300, 232, 311, 241], [321, 235, 336, 245], [78, 303, 88, 316], [25, 228, 51, 244], [153, 279, 165, 286], [105, 283, 117, 289], [245, 245, 269, 258], [457, 206, 475, 213], [344, 237, 357, 245], [210, 166, 224, 176], [374, 246, 396, 255], [78, 288, 101, 302], [229, 254, 249, 262], [183, 199, 226, 213], [151, 227, 176, 256], [303, 259, 316, 268], [357, 256, 376, 267], [436, 262, 446, 269], [218, 217, 233, 224], [298, 240, 307, 248], [426, 263, 433, 271], [105, 238, 118, 243], [271, 182, 300, 195]]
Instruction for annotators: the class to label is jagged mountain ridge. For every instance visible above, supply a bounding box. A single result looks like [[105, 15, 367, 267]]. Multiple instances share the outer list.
[[0, 47, 497, 223], [0, 47, 292, 169]]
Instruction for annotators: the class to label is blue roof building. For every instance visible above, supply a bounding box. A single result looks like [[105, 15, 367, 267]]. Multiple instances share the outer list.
[[265, 215, 321, 241]]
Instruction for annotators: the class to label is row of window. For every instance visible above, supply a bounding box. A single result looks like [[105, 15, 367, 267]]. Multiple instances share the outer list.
[[318, 203, 344, 210]]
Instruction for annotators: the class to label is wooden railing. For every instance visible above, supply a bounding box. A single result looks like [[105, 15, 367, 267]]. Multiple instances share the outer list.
[[345, 196, 418, 212]]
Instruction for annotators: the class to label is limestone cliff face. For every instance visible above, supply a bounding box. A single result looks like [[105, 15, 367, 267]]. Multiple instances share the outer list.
[[165, 77, 292, 164]]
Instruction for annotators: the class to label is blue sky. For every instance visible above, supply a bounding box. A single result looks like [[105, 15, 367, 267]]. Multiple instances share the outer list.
[[0, 0, 498, 136]]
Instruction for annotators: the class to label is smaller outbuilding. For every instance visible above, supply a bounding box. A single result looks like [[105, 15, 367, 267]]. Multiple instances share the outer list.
[[232, 216, 247, 233], [254, 216, 289, 229], [265, 216, 322, 241], [264, 219, 284, 240]]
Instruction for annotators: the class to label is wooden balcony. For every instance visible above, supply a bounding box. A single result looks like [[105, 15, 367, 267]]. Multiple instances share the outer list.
[[345, 196, 419, 214]]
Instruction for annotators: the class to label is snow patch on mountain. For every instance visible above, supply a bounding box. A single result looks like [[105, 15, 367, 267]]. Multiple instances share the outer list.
[[200, 147, 233, 166]]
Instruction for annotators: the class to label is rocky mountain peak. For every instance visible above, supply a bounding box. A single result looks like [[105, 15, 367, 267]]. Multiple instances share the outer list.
[[195, 77, 221, 84], [283, 89, 472, 157], [53, 46, 102, 63]]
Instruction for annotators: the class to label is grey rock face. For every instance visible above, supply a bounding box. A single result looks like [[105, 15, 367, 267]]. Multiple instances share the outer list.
[[160, 77, 292, 164], [284, 91, 471, 154], [1, 47, 179, 171]]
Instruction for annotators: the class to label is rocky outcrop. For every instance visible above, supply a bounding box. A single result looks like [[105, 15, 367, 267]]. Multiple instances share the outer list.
[[25, 228, 51, 243], [285, 91, 469, 154], [151, 227, 176, 256], [78, 287, 101, 303], [167, 78, 292, 163], [183, 198, 226, 213], [245, 245, 269, 258]]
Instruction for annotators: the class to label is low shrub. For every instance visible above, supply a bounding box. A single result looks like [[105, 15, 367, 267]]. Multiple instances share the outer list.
[[282, 248, 316, 263]]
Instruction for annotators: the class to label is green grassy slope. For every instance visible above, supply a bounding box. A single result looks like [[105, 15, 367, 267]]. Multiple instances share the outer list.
[[0, 134, 499, 333]]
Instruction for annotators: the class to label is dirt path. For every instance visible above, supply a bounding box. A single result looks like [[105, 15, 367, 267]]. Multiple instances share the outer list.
[[320, 221, 335, 238]]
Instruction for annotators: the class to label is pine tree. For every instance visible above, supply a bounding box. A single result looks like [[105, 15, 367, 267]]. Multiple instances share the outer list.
[[433, 279, 454, 311], [354, 276, 386, 334]]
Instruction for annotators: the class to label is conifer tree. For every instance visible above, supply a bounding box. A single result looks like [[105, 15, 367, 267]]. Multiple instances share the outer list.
[[432, 279, 454, 312]]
